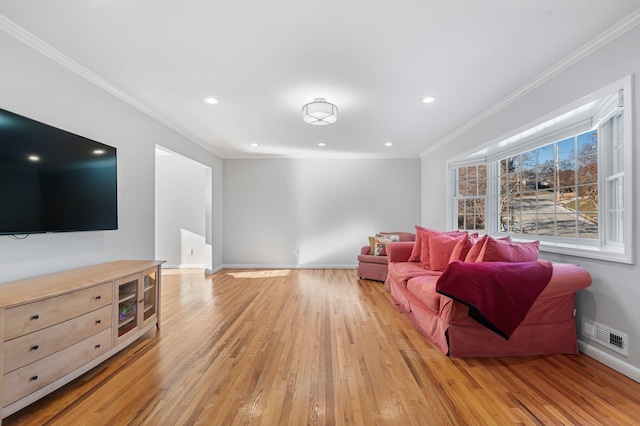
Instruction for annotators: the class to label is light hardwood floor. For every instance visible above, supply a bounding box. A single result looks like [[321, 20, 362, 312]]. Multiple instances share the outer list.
[[5, 268, 640, 425]]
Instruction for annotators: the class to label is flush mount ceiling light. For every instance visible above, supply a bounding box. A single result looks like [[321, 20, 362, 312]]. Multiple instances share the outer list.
[[302, 98, 337, 125]]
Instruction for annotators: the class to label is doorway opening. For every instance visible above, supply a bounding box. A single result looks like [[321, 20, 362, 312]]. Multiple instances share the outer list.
[[155, 146, 213, 271]]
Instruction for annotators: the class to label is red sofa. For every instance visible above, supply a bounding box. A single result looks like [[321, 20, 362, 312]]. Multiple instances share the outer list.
[[386, 240, 592, 357]]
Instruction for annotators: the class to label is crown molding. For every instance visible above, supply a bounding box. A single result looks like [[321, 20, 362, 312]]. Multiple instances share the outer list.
[[0, 15, 224, 158], [420, 8, 640, 158], [222, 153, 421, 160]]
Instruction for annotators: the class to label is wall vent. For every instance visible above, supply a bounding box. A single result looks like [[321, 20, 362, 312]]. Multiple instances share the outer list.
[[582, 318, 628, 356]]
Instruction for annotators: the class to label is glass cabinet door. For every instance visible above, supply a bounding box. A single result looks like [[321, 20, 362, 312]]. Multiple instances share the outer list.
[[115, 274, 140, 342], [113, 268, 159, 345], [141, 268, 157, 327]]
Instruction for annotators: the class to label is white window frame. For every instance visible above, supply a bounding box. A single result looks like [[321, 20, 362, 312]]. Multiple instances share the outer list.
[[447, 76, 634, 264], [452, 164, 488, 232]]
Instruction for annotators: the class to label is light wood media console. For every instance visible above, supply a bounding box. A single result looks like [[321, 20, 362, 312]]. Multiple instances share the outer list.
[[0, 260, 163, 420]]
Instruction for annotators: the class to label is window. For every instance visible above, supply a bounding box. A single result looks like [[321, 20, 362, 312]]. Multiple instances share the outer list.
[[602, 112, 625, 245], [493, 129, 599, 240], [448, 78, 633, 264], [454, 165, 487, 231]]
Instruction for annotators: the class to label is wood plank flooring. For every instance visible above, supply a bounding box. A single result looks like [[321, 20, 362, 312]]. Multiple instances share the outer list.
[[4, 268, 640, 425]]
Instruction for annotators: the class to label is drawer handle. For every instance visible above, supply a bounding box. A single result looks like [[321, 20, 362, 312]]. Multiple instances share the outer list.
[[96, 295, 102, 300], [96, 320, 101, 324], [32, 314, 39, 320], [95, 344, 101, 349], [31, 375, 38, 381], [32, 345, 39, 351]]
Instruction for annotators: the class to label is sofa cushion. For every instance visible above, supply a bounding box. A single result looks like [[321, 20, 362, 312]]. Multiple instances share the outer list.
[[464, 235, 512, 262], [374, 233, 400, 256], [368, 236, 376, 255], [477, 237, 539, 262], [429, 232, 468, 272], [357, 254, 389, 264], [406, 275, 441, 314], [418, 228, 467, 269], [464, 234, 488, 262], [387, 261, 439, 287], [459, 232, 479, 261], [408, 225, 428, 262], [411, 226, 462, 263]]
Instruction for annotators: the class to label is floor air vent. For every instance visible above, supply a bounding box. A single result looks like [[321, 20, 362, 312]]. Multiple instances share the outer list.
[[582, 318, 628, 356]]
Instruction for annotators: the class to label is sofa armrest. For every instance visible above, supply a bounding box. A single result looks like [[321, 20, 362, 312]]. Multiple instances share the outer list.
[[360, 246, 371, 255], [387, 242, 415, 263], [538, 262, 592, 299]]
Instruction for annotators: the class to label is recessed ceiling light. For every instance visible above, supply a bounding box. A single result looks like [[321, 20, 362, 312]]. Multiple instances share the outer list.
[[318, 142, 326, 147], [203, 97, 219, 105], [385, 142, 393, 147], [28, 155, 40, 161], [422, 96, 436, 104], [250, 143, 260, 147]]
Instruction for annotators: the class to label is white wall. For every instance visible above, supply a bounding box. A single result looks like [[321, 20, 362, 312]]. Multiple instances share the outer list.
[[0, 31, 224, 283], [155, 149, 209, 268], [421, 24, 640, 379], [224, 158, 421, 267]]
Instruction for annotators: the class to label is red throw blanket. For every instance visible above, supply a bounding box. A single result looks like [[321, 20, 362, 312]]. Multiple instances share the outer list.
[[435, 260, 553, 340]]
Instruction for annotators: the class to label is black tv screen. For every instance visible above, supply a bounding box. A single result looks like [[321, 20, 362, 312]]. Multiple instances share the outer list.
[[0, 107, 118, 235]]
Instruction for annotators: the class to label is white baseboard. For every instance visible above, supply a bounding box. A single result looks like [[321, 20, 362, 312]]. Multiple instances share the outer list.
[[222, 264, 357, 269], [163, 264, 356, 272], [579, 340, 640, 383], [205, 265, 224, 275], [161, 263, 206, 269]]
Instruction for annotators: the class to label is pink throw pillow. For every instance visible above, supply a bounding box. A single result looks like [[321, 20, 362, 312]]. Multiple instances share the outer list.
[[408, 225, 428, 262], [464, 235, 513, 262], [429, 233, 468, 272], [476, 237, 539, 262], [464, 235, 488, 262], [417, 228, 468, 268], [459, 232, 479, 261], [418, 229, 432, 267]]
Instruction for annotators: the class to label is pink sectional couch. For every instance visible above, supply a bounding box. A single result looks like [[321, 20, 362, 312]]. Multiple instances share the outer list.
[[385, 237, 592, 358]]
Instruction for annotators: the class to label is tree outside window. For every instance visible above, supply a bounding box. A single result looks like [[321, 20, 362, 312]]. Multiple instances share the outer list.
[[493, 130, 598, 240]]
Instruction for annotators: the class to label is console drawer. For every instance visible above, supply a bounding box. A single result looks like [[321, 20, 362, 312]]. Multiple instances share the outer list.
[[3, 305, 112, 373], [2, 328, 112, 407], [3, 282, 112, 340]]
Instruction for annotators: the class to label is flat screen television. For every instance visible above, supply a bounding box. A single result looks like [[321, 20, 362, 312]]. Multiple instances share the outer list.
[[0, 107, 118, 235]]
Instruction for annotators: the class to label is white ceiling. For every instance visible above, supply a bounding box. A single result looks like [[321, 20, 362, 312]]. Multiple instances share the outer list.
[[1, 1, 639, 159]]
